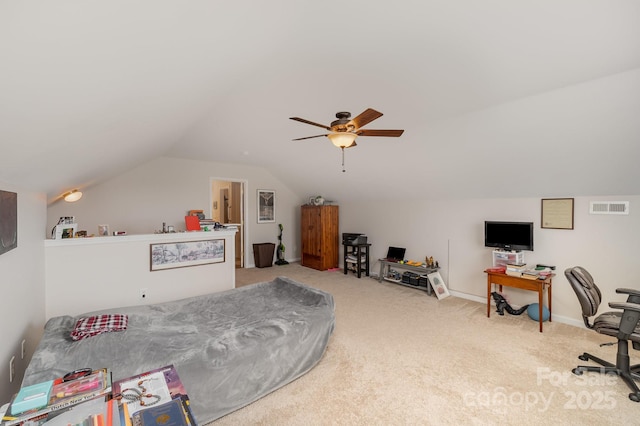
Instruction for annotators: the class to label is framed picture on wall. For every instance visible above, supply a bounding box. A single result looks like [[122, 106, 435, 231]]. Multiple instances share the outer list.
[[257, 189, 275, 223], [150, 239, 225, 271], [541, 198, 574, 230], [0, 190, 18, 254]]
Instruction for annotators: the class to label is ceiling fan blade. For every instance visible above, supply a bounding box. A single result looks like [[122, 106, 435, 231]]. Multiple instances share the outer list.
[[290, 117, 331, 131], [356, 129, 405, 137], [292, 134, 328, 141], [348, 108, 383, 130]]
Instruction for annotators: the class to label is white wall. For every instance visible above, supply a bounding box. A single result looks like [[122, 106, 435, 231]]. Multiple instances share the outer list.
[[339, 195, 640, 326], [43, 154, 639, 327], [47, 157, 303, 267], [44, 231, 236, 319], [0, 183, 46, 404]]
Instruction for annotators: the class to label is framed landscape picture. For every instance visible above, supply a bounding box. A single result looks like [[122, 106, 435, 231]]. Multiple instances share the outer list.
[[257, 189, 275, 223], [150, 239, 225, 271]]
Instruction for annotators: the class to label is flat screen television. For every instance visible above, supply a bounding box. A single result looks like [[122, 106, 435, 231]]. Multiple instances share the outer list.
[[484, 221, 534, 251]]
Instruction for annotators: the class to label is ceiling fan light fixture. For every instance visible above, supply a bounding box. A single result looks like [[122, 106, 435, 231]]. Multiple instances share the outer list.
[[327, 132, 357, 148], [63, 189, 83, 202]]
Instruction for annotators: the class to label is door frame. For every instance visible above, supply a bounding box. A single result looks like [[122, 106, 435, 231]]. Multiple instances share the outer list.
[[210, 177, 249, 268]]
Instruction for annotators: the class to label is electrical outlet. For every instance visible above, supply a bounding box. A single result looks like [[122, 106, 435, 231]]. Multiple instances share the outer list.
[[140, 288, 148, 300], [9, 356, 15, 383], [21, 339, 26, 359]]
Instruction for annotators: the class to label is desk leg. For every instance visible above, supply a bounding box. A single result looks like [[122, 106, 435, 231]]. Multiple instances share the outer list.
[[365, 251, 370, 277], [548, 282, 552, 322], [538, 287, 543, 333], [487, 276, 491, 318], [343, 246, 348, 275], [379, 263, 384, 283]]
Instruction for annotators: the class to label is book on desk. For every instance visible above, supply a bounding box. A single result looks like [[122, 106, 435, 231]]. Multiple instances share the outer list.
[[505, 263, 526, 277]]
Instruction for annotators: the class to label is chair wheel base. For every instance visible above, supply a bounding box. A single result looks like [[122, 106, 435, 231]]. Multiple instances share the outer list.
[[572, 367, 583, 376], [630, 393, 640, 403], [578, 354, 589, 361]]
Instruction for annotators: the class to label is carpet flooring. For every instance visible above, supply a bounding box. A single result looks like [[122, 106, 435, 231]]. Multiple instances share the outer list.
[[212, 263, 639, 425]]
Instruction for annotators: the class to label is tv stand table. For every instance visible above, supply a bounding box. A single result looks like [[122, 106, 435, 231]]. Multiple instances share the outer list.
[[379, 260, 438, 295], [485, 270, 553, 332]]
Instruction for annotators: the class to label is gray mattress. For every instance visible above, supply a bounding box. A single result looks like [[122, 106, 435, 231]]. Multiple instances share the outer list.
[[23, 277, 335, 424]]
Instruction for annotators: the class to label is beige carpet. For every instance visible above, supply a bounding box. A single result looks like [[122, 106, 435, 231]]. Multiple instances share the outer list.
[[212, 263, 638, 425]]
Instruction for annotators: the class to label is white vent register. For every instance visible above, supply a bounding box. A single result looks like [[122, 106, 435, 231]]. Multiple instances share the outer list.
[[589, 201, 629, 215]]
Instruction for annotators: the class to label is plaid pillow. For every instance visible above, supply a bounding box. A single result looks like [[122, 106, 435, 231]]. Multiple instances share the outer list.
[[70, 314, 128, 341]]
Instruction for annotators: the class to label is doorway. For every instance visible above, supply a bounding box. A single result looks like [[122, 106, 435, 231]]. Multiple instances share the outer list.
[[211, 178, 246, 268]]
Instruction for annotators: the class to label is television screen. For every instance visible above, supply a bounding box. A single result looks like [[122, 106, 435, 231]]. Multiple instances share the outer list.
[[484, 221, 534, 251]]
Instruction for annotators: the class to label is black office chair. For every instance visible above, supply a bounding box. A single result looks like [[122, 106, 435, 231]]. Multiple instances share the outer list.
[[565, 266, 640, 402]]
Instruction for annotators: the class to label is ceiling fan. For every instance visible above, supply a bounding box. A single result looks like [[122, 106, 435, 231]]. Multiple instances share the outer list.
[[290, 108, 404, 171]]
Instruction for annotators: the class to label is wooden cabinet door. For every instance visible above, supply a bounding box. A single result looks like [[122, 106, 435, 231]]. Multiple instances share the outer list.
[[301, 205, 339, 270], [301, 205, 322, 269], [320, 205, 339, 270]]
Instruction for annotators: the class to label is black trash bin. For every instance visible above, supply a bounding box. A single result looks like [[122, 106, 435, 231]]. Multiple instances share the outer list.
[[253, 243, 275, 268]]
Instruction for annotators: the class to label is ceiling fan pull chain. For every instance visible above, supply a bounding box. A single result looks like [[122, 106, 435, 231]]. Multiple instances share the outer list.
[[341, 147, 346, 172]]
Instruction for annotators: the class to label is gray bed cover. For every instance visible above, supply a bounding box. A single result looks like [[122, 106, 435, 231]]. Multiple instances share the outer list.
[[23, 277, 335, 424]]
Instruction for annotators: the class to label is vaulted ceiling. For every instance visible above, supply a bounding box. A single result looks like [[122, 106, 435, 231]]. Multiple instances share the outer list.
[[1, 1, 639, 203]]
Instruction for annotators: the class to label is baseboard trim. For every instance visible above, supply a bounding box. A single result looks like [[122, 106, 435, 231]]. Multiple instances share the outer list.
[[450, 290, 586, 329]]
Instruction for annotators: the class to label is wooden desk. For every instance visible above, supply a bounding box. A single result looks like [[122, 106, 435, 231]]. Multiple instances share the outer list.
[[485, 271, 553, 332]]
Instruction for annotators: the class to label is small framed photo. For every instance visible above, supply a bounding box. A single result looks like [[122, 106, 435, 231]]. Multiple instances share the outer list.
[[257, 189, 275, 223], [541, 198, 574, 230], [54, 223, 77, 239], [427, 272, 451, 300], [98, 224, 109, 236]]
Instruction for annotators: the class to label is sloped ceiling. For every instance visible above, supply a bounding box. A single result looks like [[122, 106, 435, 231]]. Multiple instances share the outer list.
[[1, 1, 639, 203]]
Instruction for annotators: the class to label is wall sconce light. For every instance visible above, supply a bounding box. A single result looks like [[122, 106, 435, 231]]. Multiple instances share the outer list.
[[63, 189, 83, 202]]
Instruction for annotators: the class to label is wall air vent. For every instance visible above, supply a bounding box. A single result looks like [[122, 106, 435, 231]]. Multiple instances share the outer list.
[[589, 201, 629, 215]]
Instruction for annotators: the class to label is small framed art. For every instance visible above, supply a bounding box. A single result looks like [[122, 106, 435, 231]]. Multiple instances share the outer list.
[[257, 189, 275, 223], [54, 223, 77, 239], [427, 271, 451, 300], [98, 224, 110, 236], [541, 198, 574, 230]]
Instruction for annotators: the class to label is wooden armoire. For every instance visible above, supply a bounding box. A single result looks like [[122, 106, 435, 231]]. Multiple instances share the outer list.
[[301, 205, 339, 271]]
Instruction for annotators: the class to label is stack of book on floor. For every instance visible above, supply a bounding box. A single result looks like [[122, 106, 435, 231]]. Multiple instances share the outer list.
[[505, 263, 527, 277], [2, 368, 112, 425], [27, 397, 121, 426], [2, 365, 195, 426], [112, 365, 195, 426]]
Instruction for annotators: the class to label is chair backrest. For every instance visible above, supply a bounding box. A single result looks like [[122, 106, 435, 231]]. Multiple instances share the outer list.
[[564, 266, 602, 328]]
